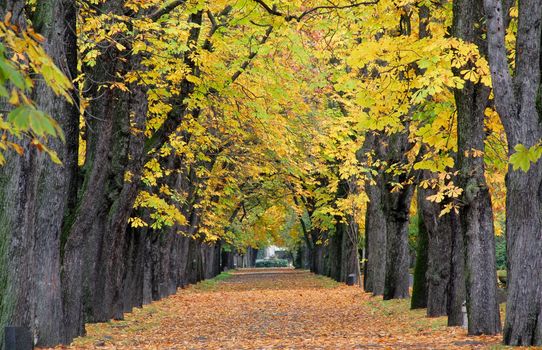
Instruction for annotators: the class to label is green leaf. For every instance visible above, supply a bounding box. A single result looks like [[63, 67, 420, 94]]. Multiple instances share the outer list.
[[7, 105, 32, 130], [0, 60, 26, 90], [510, 144, 532, 172]]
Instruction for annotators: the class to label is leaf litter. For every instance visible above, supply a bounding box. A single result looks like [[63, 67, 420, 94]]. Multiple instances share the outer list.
[[43, 269, 505, 350]]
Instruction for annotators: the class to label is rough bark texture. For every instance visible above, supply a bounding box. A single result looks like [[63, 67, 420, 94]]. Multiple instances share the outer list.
[[454, 0, 501, 335], [32, 0, 79, 344], [446, 210, 465, 327], [484, 0, 542, 344], [0, 0, 32, 341], [311, 237, 326, 275], [341, 216, 360, 284], [416, 176, 464, 325], [382, 132, 415, 300], [327, 221, 344, 281], [417, 175, 461, 318], [0, 1, 78, 347], [362, 134, 387, 295]]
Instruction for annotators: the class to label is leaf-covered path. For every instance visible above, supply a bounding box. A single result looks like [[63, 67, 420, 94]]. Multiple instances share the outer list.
[[50, 269, 502, 349]]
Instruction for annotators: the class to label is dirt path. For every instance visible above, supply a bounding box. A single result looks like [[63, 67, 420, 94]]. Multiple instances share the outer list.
[[49, 269, 503, 349]]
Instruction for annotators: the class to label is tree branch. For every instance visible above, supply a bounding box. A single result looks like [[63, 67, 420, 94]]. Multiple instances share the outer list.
[[149, 0, 187, 21], [144, 15, 271, 156], [253, 0, 379, 22], [143, 10, 203, 155], [230, 26, 273, 83], [482, 0, 517, 127], [203, 6, 233, 52]]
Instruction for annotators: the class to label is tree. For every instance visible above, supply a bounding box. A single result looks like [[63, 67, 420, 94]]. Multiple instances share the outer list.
[[453, 0, 501, 336], [484, 0, 542, 345], [0, 0, 76, 346], [417, 172, 464, 323]]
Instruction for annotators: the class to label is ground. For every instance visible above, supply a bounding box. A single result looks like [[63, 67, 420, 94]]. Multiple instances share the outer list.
[[46, 269, 509, 349]]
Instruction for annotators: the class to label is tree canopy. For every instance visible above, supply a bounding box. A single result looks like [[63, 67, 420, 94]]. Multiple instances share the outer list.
[[1, 0, 541, 347]]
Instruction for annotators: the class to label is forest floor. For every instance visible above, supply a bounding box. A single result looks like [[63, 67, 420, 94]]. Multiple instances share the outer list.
[[46, 268, 509, 350]]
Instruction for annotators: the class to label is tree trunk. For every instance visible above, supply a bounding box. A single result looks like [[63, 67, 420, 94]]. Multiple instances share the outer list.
[[363, 178, 387, 294], [0, 1, 78, 347], [382, 193, 413, 300], [454, 0, 501, 335], [447, 210, 465, 326], [417, 177, 459, 317], [382, 132, 415, 300], [416, 174, 464, 324], [484, 0, 542, 344], [311, 237, 326, 275], [329, 220, 344, 281], [362, 134, 387, 295], [32, 0, 79, 341], [122, 226, 146, 312]]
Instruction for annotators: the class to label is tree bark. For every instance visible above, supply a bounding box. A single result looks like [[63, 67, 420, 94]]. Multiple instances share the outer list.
[[311, 236, 326, 275], [382, 132, 415, 300], [0, 1, 78, 347], [446, 210, 465, 326], [484, 0, 542, 343], [329, 220, 344, 281], [454, 0, 501, 335], [341, 215, 360, 284], [362, 134, 387, 295], [417, 177, 458, 317]]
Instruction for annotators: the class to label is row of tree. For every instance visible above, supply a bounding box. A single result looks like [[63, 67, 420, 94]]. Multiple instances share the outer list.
[[0, 0, 293, 347], [283, 0, 542, 347], [1, 0, 541, 347]]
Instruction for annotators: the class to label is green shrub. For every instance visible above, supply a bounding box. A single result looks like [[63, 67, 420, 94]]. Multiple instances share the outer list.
[[495, 234, 507, 270], [255, 259, 289, 268]]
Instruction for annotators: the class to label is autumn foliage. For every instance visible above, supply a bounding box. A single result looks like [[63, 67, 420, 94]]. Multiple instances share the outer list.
[[1, 0, 542, 347], [47, 270, 501, 350]]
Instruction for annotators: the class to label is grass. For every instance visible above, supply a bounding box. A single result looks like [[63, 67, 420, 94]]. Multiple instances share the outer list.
[[192, 271, 234, 291], [311, 274, 341, 288]]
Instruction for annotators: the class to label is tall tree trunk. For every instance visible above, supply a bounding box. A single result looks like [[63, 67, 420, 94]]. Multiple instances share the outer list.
[[311, 236, 326, 275], [329, 219, 344, 281], [0, 0, 78, 347], [122, 226, 146, 313], [485, 0, 542, 343], [382, 187, 413, 300], [447, 210, 465, 326], [454, 0, 501, 335], [362, 134, 387, 295], [382, 133, 415, 300], [416, 176, 464, 324], [380, 5, 426, 299], [341, 214, 360, 284], [417, 176, 460, 318]]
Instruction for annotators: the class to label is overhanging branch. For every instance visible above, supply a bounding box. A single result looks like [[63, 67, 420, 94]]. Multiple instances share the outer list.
[[253, 0, 380, 22], [230, 26, 273, 83], [149, 0, 187, 21]]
